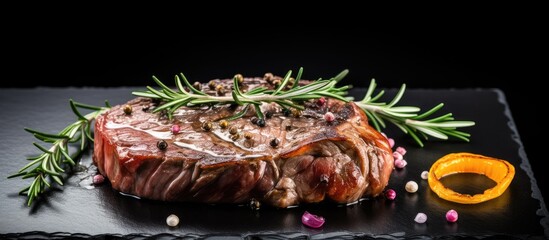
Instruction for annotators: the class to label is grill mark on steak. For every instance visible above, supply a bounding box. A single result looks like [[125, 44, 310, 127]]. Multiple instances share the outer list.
[[93, 77, 394, 208]]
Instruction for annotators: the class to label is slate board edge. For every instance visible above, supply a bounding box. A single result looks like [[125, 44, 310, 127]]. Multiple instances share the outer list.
[[0, 230, 537, 240]]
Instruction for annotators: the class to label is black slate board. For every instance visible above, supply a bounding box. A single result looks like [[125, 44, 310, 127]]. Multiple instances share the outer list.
[[0, 88, 547, 239]]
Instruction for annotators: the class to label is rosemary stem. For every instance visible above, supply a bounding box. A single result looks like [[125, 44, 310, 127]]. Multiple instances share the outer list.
[[166, 88, 337, 104], [355, 102, 405, 121]]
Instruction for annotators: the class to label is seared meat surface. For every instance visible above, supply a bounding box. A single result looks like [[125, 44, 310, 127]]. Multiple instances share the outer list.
[[93, 77, 393, 208]]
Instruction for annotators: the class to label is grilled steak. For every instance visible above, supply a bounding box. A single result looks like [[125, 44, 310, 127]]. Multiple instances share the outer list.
[[93, 77, 394, 208]]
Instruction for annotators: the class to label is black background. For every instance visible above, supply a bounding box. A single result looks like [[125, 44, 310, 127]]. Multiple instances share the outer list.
[[4, 8, 545, 206]]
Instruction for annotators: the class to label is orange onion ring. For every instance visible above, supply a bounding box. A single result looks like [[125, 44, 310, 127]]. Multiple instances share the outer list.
[[428, 153, 515, 204]]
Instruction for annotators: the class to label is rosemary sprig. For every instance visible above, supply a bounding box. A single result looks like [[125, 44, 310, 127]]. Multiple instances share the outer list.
[[132, 68, 353, 120], [355, 79, 475, 147], [133, 69, 474, 147], [8, 100, 110, 206]]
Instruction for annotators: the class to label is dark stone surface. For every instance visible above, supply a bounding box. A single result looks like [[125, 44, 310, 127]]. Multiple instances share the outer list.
[[0, 88, 546, 239]]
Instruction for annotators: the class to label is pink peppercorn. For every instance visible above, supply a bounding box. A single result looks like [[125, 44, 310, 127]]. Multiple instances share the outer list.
[[384, 189, 396, 200], [388, 138, 395, 148], [446, 209, 458, 222], [395, 146, 407, 156], [393, 152, 403, 161], [93, 174, 105, 185], [317, 97, 326, 106], [171, 125, 180, 134], [394, 159, 407, 169], [324, 112, 335, 122], [414, 213, 427, 223]]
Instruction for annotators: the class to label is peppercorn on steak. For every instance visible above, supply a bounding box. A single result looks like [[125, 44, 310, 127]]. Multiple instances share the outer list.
[[93, 76, 394, 208]]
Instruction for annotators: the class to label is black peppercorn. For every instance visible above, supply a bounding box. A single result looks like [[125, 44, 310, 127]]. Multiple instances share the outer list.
[[256, 118, 266, 127], [250, 198, 261, 210], [265, 111, 273, 119], [320, 174, 329, 184], [286, 77, 295, 89], [270, 138, 280, 148], [283, 109, 291, 117], [263, 72, 274, 83], [229, 126, 238, 135], [272, 79, 281, 88], [219, 120, 229, 129], [193, 81, 202, 91], [244, 132, 253, 140], [286, 83, 294, 89], [157, 140, 168, 150], [230, 133, 240, 141], [234, 74, 244, 84], [291, 109, 302, 118], [202, 121, 212, 131], [216, 85, 225, 96], [123, 105, 132, 115], [229, 103, 238, 110], [208, 80, 217, 90], [152, 98, 161, 105]]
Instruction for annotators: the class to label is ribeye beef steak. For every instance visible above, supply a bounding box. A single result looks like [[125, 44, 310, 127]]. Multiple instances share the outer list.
[[93, 77, 394, 208]]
